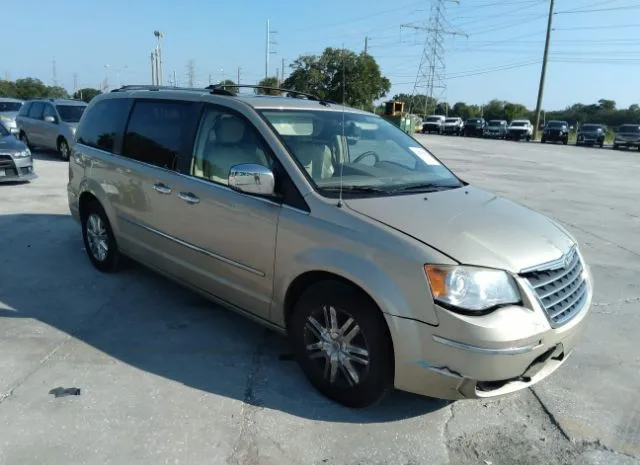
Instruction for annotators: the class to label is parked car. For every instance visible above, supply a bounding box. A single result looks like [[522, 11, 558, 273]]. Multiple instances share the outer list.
[[463, 118, 486, 137], [576, 123, 605, 148], [484, 120, 508, 139], [0, 98, 24, 135], [0, 121, 36, 183], [422, 115, 446, 134], [16, 98, 87, 160], [541, 120, 569, 145], [69, 84, 592, 408], [507, 120, 533, 141], [442, 117, 464, 136], [613, 124, 640, 151]]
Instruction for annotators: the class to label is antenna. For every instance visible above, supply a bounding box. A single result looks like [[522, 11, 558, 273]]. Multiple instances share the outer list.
[[337, 45, 347, 208]]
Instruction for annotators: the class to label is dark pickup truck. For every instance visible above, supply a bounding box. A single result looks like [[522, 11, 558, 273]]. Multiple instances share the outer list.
[[463, 118, 486, 137], [541, 120, 569, 145], [576, 123, 605, 148]]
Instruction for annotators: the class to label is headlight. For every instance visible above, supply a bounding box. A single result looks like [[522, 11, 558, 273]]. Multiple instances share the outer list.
[[424, 265, 520, 312], [0, 115, 10, 122], [13, 148, 31, 158]]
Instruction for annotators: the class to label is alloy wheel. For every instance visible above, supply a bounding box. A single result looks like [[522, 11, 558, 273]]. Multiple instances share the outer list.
[[86, 213, 108, 262], [304, 305, 370, 387]]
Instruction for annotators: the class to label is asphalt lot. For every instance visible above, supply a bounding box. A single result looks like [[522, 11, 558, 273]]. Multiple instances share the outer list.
[[1, 138, 639, 465]]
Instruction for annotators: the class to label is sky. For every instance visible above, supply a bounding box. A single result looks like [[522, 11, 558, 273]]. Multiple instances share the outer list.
[[4, 0, 640, 110]]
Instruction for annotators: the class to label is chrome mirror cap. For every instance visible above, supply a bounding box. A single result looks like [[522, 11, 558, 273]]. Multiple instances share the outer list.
[[228, 163, 275, 196]]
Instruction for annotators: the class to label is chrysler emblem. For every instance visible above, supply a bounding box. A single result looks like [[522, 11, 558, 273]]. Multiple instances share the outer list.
[[563, 248, 575, 268]]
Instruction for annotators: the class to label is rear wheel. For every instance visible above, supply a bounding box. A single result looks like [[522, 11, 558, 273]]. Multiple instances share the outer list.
[[290, 281, 393, 408], [81, 200, 122, 273], [19, 132, 31, 149], [541, 137, 546, 144], [613, 144, 619, 150], [58, 138, 70, 161]]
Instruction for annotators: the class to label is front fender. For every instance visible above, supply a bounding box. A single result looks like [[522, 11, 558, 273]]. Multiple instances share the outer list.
[[77, 176, 119, 234]]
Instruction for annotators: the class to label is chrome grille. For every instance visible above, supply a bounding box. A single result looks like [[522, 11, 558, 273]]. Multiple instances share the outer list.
[[521, 247, 588, 327]]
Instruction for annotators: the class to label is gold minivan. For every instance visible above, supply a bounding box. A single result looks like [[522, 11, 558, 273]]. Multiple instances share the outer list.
[[68, 85, 592, 407]]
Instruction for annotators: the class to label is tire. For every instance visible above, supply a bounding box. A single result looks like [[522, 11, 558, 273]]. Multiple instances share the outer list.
[[81, 200, 122, 273], [290, 280, 393, 408], [563, 137, 568, 145], [58, 138, 70, 161], [19, 132, 32, 149], [541, 138, 546, 144], [613, 144, 619, 150], [600, 142, 604, 148]]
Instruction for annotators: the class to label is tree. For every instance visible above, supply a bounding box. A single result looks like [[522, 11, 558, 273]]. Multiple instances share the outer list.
[[14, 78, 49, 100], [0, 80, 17, 98], [48, 86, 69, 99], [256, 77, 280, 95], [284, 47, 390, 110], [73, 88, 102, 102], [219, 79, 238, 94], [598, 99, 616, 112]]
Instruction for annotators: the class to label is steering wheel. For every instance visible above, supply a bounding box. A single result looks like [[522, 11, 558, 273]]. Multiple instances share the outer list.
[[353, 151, 380, 164]]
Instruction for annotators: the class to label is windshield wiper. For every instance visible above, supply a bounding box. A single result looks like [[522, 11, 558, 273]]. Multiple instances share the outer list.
[[389, 183, 456, 193], [321, 185, 391, 195]]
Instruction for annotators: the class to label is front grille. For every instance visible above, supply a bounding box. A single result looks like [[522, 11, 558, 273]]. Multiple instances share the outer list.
[[521, 247, 588, 327]]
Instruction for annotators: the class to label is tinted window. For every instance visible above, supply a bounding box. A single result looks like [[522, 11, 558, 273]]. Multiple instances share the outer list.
[[191, 106, 271, 185], [581, 124, 601, 131], [27, 102, 44, 119], [18, 102, 31, 116], [77, 99, 130, 152], [0, 102, 22, 112], [42, 104, 57, 120], [122, 100, 192, 169], [0, 123, 9, 136], [619, 125, 640, 133], [56, 105, 86, 123]]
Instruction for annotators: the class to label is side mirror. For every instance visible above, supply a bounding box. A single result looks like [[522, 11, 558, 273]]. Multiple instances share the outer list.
[[44, 115, 57, 124], [228, 164, 275, 196]]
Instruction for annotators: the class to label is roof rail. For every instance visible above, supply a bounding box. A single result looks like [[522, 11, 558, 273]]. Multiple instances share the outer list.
[[111, 85, 208, 93], [207, 84, 333, 104]]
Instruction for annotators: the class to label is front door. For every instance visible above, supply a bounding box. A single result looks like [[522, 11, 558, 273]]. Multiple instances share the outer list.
[[41, 103, 59, 150]]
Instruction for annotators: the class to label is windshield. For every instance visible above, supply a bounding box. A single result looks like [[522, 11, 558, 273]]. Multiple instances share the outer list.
[[489, 120, 504, 127], [511, 122, 527, 127], [618, 124, 640, 133], [547, 121, 566, 129], [445, 118, 458, 123], [426, 117, 442, 122], [466, 119, 480, 124], [261, 110, 463, 197], [581, 124, 601, 131], [56, 105, 86, 123], [0, 123, 9, 136], [0, 102, 22, 112]]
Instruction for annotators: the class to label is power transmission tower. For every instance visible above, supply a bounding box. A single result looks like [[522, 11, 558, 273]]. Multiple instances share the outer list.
[[265, 20, 277, 78], [187, 60, 195, 87], [52, 58, 58, 87], [401, 0, 465, 116]]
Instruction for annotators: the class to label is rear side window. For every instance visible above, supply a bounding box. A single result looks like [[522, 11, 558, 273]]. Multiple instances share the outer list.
[[77, 99, 130, 152], [27, 102, 44, 119], [18, 102, 31, 116], [122, 100, 193, 169]]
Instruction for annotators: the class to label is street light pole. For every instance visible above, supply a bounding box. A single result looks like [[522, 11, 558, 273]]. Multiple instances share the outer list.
[[154, 30, 164, 85]]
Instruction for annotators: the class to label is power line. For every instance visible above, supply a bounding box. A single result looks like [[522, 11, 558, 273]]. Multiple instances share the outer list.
[[556, 3, 640, 14]]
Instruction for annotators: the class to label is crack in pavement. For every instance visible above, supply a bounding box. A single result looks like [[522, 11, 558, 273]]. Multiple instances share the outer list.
[[558, 220, 640, 258], [442, 401, 456, 464], [530, 387, 571, 441], [227, 329, 270, 465], [592, 296, 640, 308]]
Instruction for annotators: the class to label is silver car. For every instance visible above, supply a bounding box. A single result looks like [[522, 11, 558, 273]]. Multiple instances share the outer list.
[[68, 85, 592, 408], [0, 122, 35, 182], [0, 98, 23, 135], [16, 98, 87, 160]]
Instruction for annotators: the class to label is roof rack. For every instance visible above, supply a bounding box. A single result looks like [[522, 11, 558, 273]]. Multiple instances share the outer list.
[[110, 84, 333, 105], [208, 84, 333, 104]]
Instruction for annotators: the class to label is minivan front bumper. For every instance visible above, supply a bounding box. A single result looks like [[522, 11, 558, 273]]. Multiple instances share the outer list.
[[386, 274, 592, 400]]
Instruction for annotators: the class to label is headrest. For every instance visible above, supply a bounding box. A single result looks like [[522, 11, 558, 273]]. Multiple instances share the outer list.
[[215, 117, 245, 144]]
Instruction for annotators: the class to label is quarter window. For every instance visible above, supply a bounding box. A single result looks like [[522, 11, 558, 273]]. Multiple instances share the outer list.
[[190, 106, 271, 185], [76, 99, 130, 152], [122, 100, 193, 169], [42, 104, 57, 121], [27, 102, 44, 119]]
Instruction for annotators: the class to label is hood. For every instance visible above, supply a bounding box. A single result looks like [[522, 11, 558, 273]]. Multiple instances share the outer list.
[[0, 134, 27, 151], [0, 111, 18, 120], [345, 186, 574, 273]]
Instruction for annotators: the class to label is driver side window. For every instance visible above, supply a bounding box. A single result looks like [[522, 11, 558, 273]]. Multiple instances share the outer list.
[[191, 106, 271, 186], [43, 104, 57, 121]]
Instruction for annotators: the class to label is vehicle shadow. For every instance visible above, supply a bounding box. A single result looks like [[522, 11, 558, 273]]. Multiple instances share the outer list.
[[31, 149, 64, 162], [0, 213, 448, 423]]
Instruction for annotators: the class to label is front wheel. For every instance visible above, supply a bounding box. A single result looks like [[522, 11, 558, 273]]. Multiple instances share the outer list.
[[290, 281, 393, 408], [19, 132, 32, 149], [613, 144, 619, 150]]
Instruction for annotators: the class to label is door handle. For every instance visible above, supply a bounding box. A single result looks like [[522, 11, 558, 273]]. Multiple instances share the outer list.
[[179, 192, 200, 204], [153, 183, 172, 194]]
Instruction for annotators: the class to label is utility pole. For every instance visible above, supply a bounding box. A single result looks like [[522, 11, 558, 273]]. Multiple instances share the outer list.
[[237, 67, 241, 85], [281, 58, 285, 83], [73, 73, 78, 95], [173, 70, 177, 87], [533, 0, 554, 140], [154, 49, 160, 86], [150, 52, 156, 85], [401, 0, 465, 117], [364, 36, 369, 54], [265, 20, 277, 78], [209, 74, 212, 85]]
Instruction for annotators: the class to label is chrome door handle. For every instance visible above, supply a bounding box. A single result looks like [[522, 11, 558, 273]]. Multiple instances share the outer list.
[[153, 183, 172, 194], [179, 192, 200, 204]]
